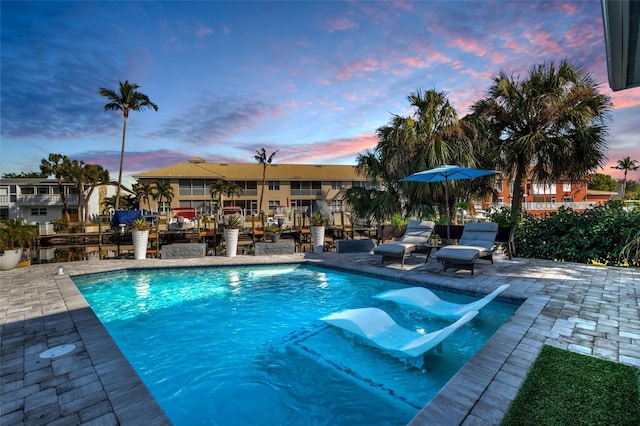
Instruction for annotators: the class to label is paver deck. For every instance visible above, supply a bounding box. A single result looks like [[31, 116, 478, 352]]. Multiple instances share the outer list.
[[1, 251, 639, 425]]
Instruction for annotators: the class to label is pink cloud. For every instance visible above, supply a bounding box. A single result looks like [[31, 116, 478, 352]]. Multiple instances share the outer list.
[[327, 17, 359, 33], [447, 36, 489, 58], [278, 133, 378, 163], [610, 89, 640, 109], [196, 26, 213, 38], [336, 57, 380, 79]]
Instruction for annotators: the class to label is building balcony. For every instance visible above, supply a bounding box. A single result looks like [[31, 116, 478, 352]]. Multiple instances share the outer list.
[[290, 189, 323, 196], [15, 194, 79, 206]]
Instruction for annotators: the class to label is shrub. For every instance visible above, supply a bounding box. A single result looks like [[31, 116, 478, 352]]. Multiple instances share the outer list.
[[515, 201, 640, 266]]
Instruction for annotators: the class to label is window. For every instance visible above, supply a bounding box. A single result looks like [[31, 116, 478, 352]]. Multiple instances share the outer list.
[[330, 200, 342, 211], [157, 201, 171, 214], [331, 181, 342, 190], [31, 208, 47, 216], [20, 186, 35, 195], [37, 186, 49, 195], [268, 200, 280, 209], [563, 196, 573, 203], [179, 179, 191, 196], [268, 181, 280, 190], [351, 181, 378, 190], [563, 182, 572, 192], [192, 179, 205, 196]]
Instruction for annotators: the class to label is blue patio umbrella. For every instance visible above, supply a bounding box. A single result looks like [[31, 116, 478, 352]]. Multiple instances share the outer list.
[[401, 165, 500, 240]]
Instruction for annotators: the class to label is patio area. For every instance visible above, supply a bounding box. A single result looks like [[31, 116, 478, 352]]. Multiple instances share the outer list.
[[1, 250, 639, 425]]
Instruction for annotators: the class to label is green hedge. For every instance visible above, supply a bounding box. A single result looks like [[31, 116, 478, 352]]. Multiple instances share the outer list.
[[515, 202, 640, 266]]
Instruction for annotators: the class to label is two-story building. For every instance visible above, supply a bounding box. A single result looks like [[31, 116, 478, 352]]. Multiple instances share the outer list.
[[133, 158, 374, 218], [0, 178, 109, 224]]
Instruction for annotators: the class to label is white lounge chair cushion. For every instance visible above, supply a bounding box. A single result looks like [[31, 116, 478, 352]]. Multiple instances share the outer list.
[[321, 307, 478, 358], [374, 284, 510, 320]]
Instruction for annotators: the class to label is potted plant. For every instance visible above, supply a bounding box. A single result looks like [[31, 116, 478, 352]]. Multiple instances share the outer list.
[[310, 212, 327, 253], [224, 214, 242, 257], [265, 224, 281, 243], [0, 218, 38, 271], [131, 218, 150, 260]]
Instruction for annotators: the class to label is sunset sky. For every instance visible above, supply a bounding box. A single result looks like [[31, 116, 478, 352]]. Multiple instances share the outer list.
[[1, 1, 639, 184]]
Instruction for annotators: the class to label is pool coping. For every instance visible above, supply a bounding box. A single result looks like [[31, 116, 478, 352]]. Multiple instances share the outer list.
[[2, 252, 639, 425]]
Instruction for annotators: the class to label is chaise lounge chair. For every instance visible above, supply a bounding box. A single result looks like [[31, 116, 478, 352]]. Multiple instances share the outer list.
[[373, 284, 510, 321], [433, 222, 499, 275], [321, 307, 478, 363], [372, 220, 435, 266]]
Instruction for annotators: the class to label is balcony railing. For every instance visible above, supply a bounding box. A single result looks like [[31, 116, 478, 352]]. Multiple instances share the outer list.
[[16, 194, 79, 206], [290, 189, 323, 196], [488, 201, 598, 211]]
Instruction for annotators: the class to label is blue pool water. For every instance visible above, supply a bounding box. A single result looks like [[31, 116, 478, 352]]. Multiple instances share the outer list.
[[73, 264, 518, 425]]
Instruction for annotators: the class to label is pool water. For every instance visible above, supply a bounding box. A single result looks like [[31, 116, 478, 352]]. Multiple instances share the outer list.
[[73, 264, 518, 425]]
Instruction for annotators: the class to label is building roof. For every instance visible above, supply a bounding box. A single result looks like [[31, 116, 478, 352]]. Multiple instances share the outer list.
[[133, 159, 365, 181]]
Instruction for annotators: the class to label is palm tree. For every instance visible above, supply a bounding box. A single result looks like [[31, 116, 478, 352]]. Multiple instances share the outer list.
[[343, 89, 473, 222], [133, 181, 154, 211], [152, 181, 174, 214], [224, 181, 244, 206], [473, 60, 611, 228], [209, 179, 228, 213], [612, 157, 639, 200], [254, 148, 278, 214], [98, 80, 158, 210], [39, 153, 71, 222]]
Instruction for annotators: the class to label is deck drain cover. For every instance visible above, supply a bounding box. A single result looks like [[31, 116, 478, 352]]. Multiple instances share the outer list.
[[39, 344, 76, 359]]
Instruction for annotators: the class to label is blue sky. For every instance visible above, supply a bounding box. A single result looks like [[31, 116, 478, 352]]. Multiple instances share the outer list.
[[1, 0, 639, 183]]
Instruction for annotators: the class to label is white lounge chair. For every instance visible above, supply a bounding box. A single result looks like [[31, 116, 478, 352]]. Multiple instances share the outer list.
[[321, 307, 478, 360], [372, 220, 435, 266], [433, 222, 499, 274], [373, 284, 510, 321]]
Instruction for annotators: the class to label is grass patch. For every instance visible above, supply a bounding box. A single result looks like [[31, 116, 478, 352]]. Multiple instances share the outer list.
[[502, 345, 640, 425]]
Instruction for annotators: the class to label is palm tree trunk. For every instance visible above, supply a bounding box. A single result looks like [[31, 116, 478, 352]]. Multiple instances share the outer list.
[[259, 166, 266, 214], [115, 114, 128, 210]]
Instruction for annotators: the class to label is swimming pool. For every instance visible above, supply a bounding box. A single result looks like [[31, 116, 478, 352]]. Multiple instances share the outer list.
[[73, 264, 518, 425]]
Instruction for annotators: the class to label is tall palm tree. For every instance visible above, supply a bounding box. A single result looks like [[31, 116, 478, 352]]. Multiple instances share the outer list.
[[612, 156, 639, 200], [152, 181, 174, 214], [39, 153, 71, 222], [254, 148, 278, 214], [98, 80, 158, 210], [343, 89, 473, 222], [473, 60, 611, 227]]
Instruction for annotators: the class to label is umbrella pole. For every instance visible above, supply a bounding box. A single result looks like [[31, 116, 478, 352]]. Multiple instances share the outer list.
[[445, 178, 451, 241]]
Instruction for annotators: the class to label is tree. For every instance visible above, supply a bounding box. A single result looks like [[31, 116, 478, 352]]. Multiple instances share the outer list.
[[82, 164, 109, 222], [588, 173, 618, 192], [98, 80, 158, 210], [253, 148, 278, 214], [612, 156, 639, 199], [343, 89, 474, 222], [624, 180, 640, 201], [209, 180, 228, 213], [133, 181, 154, 211], [152, 181, 174, 213], [473, 60, 611, 228], [224, 181, 243, 206], [39, 153, 71, 222]]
